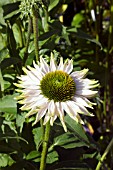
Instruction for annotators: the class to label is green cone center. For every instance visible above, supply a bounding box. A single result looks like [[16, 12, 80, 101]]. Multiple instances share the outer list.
[[40, 70, 76, 102]]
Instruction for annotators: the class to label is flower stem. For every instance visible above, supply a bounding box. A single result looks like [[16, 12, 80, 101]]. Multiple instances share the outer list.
[[32, 6, 39, 61], [96, 137, 113, 170], [40, 122, 51, 170], [23, 16, 32, 65]]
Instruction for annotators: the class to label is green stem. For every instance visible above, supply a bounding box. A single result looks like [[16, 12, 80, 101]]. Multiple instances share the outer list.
[[40, 122, 51, 170], [96, 137, 113, 170], [32, 7, 39, 61], [23, 16, 32, 65]]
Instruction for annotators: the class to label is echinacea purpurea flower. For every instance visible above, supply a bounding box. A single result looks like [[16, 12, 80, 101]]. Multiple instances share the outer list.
[[14, 54, 99, 132]]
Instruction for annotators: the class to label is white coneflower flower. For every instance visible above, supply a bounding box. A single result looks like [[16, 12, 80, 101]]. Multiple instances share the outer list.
[[14, 54, 99, 132]]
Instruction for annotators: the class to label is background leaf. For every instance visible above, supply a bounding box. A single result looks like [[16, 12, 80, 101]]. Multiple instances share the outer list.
[[0, 94, 17, 114]]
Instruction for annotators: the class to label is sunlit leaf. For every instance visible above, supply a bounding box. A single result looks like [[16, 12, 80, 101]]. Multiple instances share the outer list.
[[32, 127, 43, 150], [0, 94, 17, 114], [71, 13, 84, 27], [26, 150, 40, 160], [0, 153, 14, 167], [16, 113, 26, 133], [47, 150, 59, 164]]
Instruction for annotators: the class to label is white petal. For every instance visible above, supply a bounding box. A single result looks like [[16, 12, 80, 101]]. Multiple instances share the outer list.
[[43, 112, 50, 125], [27, 65, 43, 81], [62, 101, 84, 124], [25, 108, 39, 117], [63, 59, 73, 74], [57, 57, 64, 70], [50, 114, 57, 126], [73, 96, 93, 109], [33, 105, 48, 125], [33, 61, 44, 79], [20, 95, 48, 110], [40, 56, 50, 73], [50, 53, 57, 71], [71, 69, 89, 79], [76, 89, 98, 98], [56, 102, 67, 132], [62, 101, 78, 122]]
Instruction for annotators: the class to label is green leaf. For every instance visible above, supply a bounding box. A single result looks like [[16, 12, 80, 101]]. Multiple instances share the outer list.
[[53, 132, 88, 149], [67, 28, 102, 48], [0, 94, 17, 114], [26, 150, 40, 160], [65, 115, 90, 146], [1, 160, 26, 170], [71, 13, 84, 27], [39, 29, 59, 41], [48, 0, 60, 11], [16, 113, 26, 133], [0, 153, 14, 167], [0, 7, 6, 25], [2, 2, 20, 18], [32, 127, 43, 150], [47, 150, 59, 164]]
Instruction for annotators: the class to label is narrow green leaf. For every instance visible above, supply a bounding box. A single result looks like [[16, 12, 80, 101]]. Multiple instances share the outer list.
[[2, 2, 20, 17], [67, 28, 102, 48], [0, 57, 21, 70], [39, 29, 59, 41]]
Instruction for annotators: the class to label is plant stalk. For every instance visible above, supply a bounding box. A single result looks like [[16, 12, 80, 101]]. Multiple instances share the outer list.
[[39, 122, 51, 170], [96, 137, 113, 170], [32, 7, 39, 61], [23, 16, 32, 65]]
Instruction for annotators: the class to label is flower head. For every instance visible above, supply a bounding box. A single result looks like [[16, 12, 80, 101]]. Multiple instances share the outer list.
[[14, 54, 99, 131]]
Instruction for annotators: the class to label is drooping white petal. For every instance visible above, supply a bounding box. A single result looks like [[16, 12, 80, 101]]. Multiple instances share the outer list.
[[62, 101, 78, 122], [25, 108, 39, 117], [33, 105, 48, 125], [73, 96, 93, 109], [49, 101, 57, 126], [62, 101, 84, 124], [56, 102, 67, 132]]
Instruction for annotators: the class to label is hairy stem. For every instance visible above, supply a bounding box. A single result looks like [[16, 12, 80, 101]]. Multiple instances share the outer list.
[[40, 122, 51, 170], [23, 16, 32, 65], [32, 7, 39, 61]]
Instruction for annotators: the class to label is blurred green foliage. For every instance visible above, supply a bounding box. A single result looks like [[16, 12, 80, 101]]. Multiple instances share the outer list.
[[0, 0, 113, 169]]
